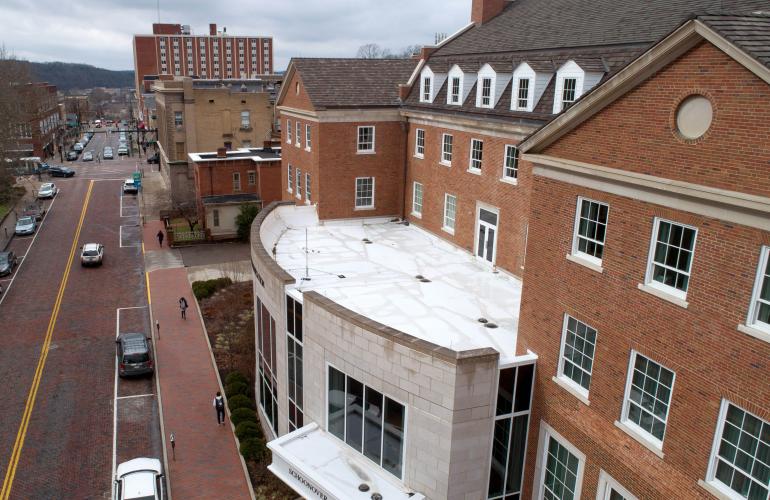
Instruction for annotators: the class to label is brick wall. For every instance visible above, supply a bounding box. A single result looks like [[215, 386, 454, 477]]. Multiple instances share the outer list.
[[404, 122, 530, 277], [517, 40, 770, 499]]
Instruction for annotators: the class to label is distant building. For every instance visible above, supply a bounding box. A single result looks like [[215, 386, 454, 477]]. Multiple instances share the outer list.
[[13, 82, 61, 159], [153, 77, 278, 204]]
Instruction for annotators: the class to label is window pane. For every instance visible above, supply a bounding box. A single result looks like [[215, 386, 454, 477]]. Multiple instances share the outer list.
[[383, 399, 405, 478], [364, 387, 384, 464], [294, 300, 303, 341], [328, 367, 345, 439], [296, 343, 303, 407], [497, 368, 515, 416], [514, 363, 534, 412], [488, 418, 511, 497], [505, 414, 529, 494], [345, 378, 364, 451]]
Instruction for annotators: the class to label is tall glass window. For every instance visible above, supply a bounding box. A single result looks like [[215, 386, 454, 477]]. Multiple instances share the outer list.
[[257, 298, 278, 434], [286, 295, 303, 432], [572, 198, 609, 264], [646, 218, 697, 296]]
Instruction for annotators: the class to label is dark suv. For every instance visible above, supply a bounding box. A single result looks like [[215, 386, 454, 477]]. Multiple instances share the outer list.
[[49, 166, 75, 177], [116, 333, 154, 377]]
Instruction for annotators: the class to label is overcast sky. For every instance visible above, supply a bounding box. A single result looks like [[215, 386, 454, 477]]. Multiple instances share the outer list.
[[0, 0, 471, 71]]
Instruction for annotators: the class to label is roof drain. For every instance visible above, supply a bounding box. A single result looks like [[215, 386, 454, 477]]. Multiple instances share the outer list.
[[484, 322, 499, 329], [477, 317, 488, 324], [362, 238, 373, 244], [358, 484, 370, 492], [371, 494, 383, 500]]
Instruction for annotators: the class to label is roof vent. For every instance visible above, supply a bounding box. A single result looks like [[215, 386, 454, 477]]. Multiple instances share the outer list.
[[484, 322, 498, 329], [477, 317, 488, 324], [337, 274, 346, 279], [358, 484, 370, 492], [371, 494, 383, 500], [419, 278, 431, 283], [362, 238, 373, 244], [415, 275, 424, 279]]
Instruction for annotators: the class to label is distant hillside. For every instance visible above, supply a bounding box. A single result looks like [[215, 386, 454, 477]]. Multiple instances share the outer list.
[[28, 62, 134, 91]]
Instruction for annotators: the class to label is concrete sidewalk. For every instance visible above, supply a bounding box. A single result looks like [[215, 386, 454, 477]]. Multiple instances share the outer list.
[[144, 218, 253, 499]]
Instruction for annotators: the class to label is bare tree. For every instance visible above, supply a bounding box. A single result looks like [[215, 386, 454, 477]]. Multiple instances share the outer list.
[[356, 43, 391, 59], [172, 199, 199, 232], [0, 46, 32, 202]]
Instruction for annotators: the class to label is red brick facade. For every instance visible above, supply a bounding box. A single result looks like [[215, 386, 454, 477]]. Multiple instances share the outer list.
[[517, 40, 770, 499]]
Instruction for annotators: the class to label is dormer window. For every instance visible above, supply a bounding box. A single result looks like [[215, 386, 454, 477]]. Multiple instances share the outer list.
[[419, 65, 446, 104], [480, 78, 492, 107], [450, 77, 460, 103], [562, 78, 577, 109], [476, 63, 511, 109], [517, 79, 530, 109], [422, 76, 432, 102], [447, 64, 477, 106], [553, 60, 604, 113]]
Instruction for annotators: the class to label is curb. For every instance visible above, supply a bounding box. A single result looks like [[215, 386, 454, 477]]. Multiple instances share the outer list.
[[188, 274, 257, 500]]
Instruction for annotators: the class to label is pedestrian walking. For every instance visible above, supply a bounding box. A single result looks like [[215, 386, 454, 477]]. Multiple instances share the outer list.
[[97, 153, 101, 164], [157, 230, 164, 247], [179, 296, 188, 319], [213, 392, 225, 425]]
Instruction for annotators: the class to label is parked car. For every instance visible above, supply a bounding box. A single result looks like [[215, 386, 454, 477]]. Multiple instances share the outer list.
[[37, 182, 57, 199], [123, 179, 138, 194], [83, 151, 94, 162], [22, 202, 46, 221], [49, 166, 75, 177], [15, 216, 36, 236], [80, 243, 104, 266], [113, 458, 164, 500], [66, 151, 78, 161], [147, 153, 159, 164], [117, 146, 128, 156], [73, 143, 83, 152], [116, 333, 154, 377], [0, 251, 18, 276]]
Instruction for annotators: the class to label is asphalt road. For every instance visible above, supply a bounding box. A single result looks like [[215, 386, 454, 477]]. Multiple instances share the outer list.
[[0, 130, 162, 499]]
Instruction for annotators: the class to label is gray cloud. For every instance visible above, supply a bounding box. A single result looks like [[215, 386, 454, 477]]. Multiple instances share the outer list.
[[0, 0, 470, 71]]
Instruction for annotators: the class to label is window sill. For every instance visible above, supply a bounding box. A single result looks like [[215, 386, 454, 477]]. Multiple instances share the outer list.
[[737, 323, 770, 343], [296, 194, 302, 200], [354, 206, 375, 211], [411, 212, 422, 219], [442, 226, 455, 235], [414, 154, 424, 160], [637, 283, 688, 309], [566, 254, 604, 274], [552, 376, 590, 406], [287, 189, 293, 194], [305, 200, 312, 205], [697, 480, 734, 500], [614, 420, 665, 458], [439, 161, 451, 168], [295, 143, 301, 148], [356, 150, 376, 155], [499, 177, 518, 186], [466, 168, 482, 176], [305, 147, 311, 152]]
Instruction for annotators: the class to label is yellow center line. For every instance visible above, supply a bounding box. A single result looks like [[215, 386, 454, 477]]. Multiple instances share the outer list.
[[0, 180, 94, 500]]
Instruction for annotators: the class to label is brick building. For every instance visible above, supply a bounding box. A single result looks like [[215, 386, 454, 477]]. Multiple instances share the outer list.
[[254, 0, 770, 499], [153, 77, 277, 203], [276, 58, 416, 219], [14, 83, 60, 159], [189, 145, 282, 239]]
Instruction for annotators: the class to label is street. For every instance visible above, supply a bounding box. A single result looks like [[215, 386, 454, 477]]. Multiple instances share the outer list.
[[0, 130, 162, 499]]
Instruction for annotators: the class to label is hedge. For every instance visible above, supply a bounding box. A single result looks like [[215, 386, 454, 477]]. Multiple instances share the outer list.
[[192, 277, 233, 300], [239, 437, 267, 462], [225, 371, 248, 386], [230, 407, 258, 427], [235, 421, 262, 441], [225, 381, 249, 398], [228, 394, 255, 412]]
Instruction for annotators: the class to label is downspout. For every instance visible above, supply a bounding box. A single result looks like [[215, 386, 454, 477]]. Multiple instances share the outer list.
[[399, 120, 408, 220]]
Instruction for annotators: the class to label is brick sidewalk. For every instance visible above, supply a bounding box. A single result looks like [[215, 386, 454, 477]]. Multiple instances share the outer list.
[[144, 221, 252, 499]]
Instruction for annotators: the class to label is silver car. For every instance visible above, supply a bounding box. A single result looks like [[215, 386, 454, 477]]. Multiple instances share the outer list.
[[37, 182, 57, 199], [80, 243, 104, 266], [114, 458, 164, 500], [83, 151, 94, 161], [15, 216, 36, 236]]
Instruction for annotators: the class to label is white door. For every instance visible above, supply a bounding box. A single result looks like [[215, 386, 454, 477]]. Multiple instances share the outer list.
[[476, 208, 498, 263]]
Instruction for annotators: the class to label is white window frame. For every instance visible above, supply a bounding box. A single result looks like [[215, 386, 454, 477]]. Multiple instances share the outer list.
[[441, 133, 453, 166], [412, 182, 423, 218], [286, 119, 292, 144], [596, 470, 638, 500], [421, 76, 432, 102], [295, 167, 302, 200], [618, 350, 675, 454], [232, 172, 241, 191], [305, 124, 311, 151], [449, 76, 461, 104], [295, 121, 301, 147], [643, 218, 698, 302], [501, 144, 519, 182], [570, 197, 609, 271], [533, 421, 586, 500], [240, 110, 250, 128], [474, 203, 499, 265], [555, 314, 597, 404], [517, 78, 531, 110], [415, 129, 425, 158], [305, 173, 311, 203], [212, 208, 220, 227], [745, 246, 770, 338], [287, 164, 293, 193], [469, 138, 483, 172], [479, 76, 493, 108], [703, 399, 770, 500], [247, 170, 256, 186], [357, 126, 375, 154], [355, 177, 375, 210], [443, 193, 456, 234]]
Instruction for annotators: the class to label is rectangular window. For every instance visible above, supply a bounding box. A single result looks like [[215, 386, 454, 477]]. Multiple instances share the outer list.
[[257, 298, 278, 435], [450, 77, 460, 104], [487, 363, 535, 500], [248, 171, 256, 186], [542, 432, 584, 500], [481, 77, 492, 107], [748, 246, 770, 333], [287, 295, 304, 432], [621, 352, 675, 447], [707, 400, 770, 500], [286, 119, 292, 143], [415, 129, 425, 157], [470, 139, 483, 171], [443, 194, 456, 233], [441, 134, 453, 165], [355, 177, 374, 209], [412, 182, 423, 217], [517, 78, 530, 109], [357, 126, 374, 153], [327, 366, 405, 478], [645, 219, 697, 297], [212, 209, 220, 227], [287, 164, 293, 192], [558, 315, 597, 397], [240, 110, 250, 128], [296, 121, 301, 147], [562, 78, 577, 109], [572, 198, 609, 264], [597, 471, 638, 500], [422, 76, 432, 101], [503, 145, 519, 180], [305, 124, 311, 150], [295, 168, 302, 199], [305, 173, 311, 202], [174, 111, 183, 127], [232, 172, 241, 191]]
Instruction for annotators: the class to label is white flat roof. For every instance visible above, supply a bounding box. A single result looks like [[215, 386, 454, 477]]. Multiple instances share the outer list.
[[268, 422, 425, 500], [265, 205, 520, 363]]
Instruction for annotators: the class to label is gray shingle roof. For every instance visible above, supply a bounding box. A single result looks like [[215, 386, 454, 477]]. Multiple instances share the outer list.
[[291, 58, 417, 109], [699, 13, 770, 70]]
